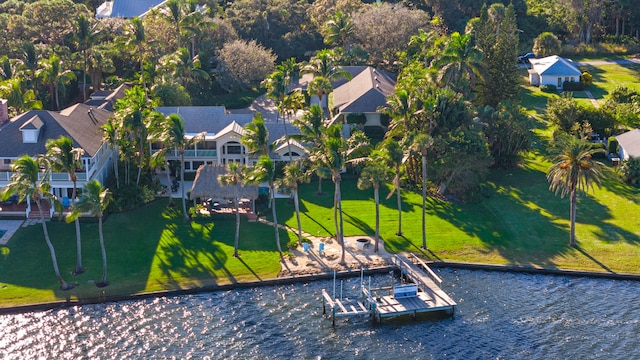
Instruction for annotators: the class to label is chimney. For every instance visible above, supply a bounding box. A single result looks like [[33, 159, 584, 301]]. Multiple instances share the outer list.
[[0, 99, 8, 125]]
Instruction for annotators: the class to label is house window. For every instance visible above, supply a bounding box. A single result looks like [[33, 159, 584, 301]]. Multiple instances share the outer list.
[[570, 77, 575, 82], [565, 77, 569, 82], [557, 78, 562, 87], [3, 159, 11, 165], [227, 145, 242, 154]]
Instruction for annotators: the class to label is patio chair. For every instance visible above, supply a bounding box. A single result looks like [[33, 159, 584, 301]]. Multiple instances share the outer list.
[[318, 242, 325, 255], [62, 197, 70, 208], [303, 242, 310, 253]]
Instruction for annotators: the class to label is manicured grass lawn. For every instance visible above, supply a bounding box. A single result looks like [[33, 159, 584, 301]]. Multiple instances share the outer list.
[[0, 199, 284, 307], [579, 63, 640, 102]]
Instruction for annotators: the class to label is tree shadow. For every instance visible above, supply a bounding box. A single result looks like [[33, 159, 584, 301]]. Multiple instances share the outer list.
[[573, 244, 615, 273]]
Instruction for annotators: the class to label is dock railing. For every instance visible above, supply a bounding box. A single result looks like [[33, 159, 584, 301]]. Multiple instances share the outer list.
[[407, 253, 443, 288]]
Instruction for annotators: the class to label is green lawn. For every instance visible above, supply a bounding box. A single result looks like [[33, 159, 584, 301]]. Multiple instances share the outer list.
[[0, 199, 284, 307]]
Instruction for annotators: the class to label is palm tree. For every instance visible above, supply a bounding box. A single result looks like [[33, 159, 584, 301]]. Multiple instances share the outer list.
[[36, 55, 76, 110], [218, 162, 249, 257], [0, 156, 74, 290], [282, 90, 305, 162], [248, 156, 284, 258], [292, 105, 327, 194], [0, 77, 42, 115], [381, 138, 405, 236], [46, 136, 85, 275], [277, 162, 310, 246], [87, 44, 115, 93], [70, 180, 111, 287], [323, 11, 354, 51], [101, 118, 120, 189], [164, 47, 210, 86], [157, 113, 204, 222], [241, 112, 269, 157], [315, 125, 369, 263], [547, 135, 606, 247], [357, 155, 387, 252], [432, 32, 485, 95], [303, 49, 351, 82], [410, 133, 434, 249], [124, 17, 148, 95], [306, 76, 333, 117], [74, 14, 103, 101]]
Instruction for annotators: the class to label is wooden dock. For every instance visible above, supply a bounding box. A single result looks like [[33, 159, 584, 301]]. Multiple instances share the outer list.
[[320, 255, 457, 325]]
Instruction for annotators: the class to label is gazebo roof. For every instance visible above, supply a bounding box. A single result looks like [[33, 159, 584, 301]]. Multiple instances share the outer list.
[[189, 165, 258, 200]]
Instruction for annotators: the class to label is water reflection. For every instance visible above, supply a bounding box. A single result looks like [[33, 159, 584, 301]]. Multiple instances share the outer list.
[[1, 269, 639, 359]]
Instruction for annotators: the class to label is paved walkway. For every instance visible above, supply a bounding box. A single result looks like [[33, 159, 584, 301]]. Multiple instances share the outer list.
[[0, 220, 25, 245], [584, 90, 599, 108]]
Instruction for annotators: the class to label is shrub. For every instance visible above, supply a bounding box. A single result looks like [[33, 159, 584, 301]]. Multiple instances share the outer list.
[[541, 84, 557, 93], [363, 125, 385, 140], [608, 136, 618, 154], [346, 112, 367, 124], [380, 113, 390, 127], [562, 81, 585, 91], [621, 157, 640, 184], [581, 71, 593, 86], [287, 238, 299, 250]]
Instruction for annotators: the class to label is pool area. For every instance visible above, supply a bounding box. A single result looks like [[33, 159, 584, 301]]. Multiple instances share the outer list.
[[0, 220, 24, 245]]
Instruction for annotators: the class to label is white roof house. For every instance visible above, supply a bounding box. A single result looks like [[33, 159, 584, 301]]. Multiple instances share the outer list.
[[528, 56, 582, 89], [616, 129, 640, 160]]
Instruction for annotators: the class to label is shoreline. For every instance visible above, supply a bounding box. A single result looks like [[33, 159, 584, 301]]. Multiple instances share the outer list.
[[2, 260, 640, 316]]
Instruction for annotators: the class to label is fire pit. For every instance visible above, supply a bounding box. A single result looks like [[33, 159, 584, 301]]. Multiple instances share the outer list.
[[356, 238, 370, 249]]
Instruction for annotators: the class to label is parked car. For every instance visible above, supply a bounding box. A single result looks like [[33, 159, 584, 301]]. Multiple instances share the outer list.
[[518, 53, 536, 64]]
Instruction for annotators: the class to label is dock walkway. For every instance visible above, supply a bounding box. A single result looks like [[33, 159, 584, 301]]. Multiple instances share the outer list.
[[320, 254, 457, 325]]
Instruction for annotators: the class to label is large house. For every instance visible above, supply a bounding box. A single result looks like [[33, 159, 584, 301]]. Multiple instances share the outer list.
[[528, 55, 582, 89], [296, 66, 396, 132], [154, 106, 305, 171]]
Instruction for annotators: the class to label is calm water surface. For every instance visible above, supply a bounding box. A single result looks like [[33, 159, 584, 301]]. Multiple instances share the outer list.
[[2, 269, 639, 359]]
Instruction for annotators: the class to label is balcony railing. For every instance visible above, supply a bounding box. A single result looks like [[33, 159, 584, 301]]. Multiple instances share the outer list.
[[0, 171, 87, 182], [151, 149, 217, 158]]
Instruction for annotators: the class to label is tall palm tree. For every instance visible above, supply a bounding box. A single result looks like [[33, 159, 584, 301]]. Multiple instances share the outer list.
[[277, 162, 310, 246], [0, 77, 42, 115], [124, 17, 148, 95], [248, 156, 284, 258], [432, 31, 485, 95], [87, 44, 115, 92], [74, 14, 103, 101], [0, 156, 74, 290], [410, 133, 434, 249], [315, 125, 369, 263], [293, 105, 327, 194], [70, 180, 111, 287], [323, 11, 354, 51], [164, 47, 210, 86], [242, 112, 269, 157], [156, 113, 204, 221], [218, 162, 249, 257], [306, 76, 333, 117], [357, 155, 387, 252], [547, 135, 606, 247], [101, 118, 120, 189], [36, 55, 76, 110], [303, 49, 351, 82], [46, 135, 85, 275], [381, 138, 405, 236]]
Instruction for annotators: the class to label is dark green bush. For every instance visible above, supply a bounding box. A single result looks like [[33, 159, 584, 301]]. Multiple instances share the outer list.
[[363, 125, 385, 140], [608, 136, 618, 154], [541, 84, 557, 93], [563, 81, 585, 91], [346, 112, 367, 124]]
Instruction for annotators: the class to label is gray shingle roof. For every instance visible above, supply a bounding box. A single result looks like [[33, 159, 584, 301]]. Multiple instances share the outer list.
[[0, 104, 112, 158], [333, 67, 396, 113], [156, 106, 299, 144], [617, 129, 640, 158]]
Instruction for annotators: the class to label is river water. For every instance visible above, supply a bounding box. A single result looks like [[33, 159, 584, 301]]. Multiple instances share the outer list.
[[1, 269, 639, 359]]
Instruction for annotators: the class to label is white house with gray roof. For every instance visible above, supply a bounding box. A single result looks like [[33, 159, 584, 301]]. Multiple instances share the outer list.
[[154, 106, 304, 171], [616, 129, 640, 160], [528, 55, 582, 89]]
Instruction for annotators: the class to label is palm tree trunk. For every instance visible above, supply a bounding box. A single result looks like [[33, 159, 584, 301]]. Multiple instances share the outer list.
[[293, 186, 303, 245], [233, 189, 240, 257], [337, 179, 345, 264], [271, 184, 283, 257], [421, 154, 427, 249], [317, 175, 323, 195], [36, 199, 72, 290], [136, 141, 144, 186], [71, 179, 84, 275], [396, 174, 403, 236], [165, 160, 174, 205], [98, 216, 108, 286], [570, 187, 577, 247], [374, 185, 380, 253], [180, 153, 188, 221]]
